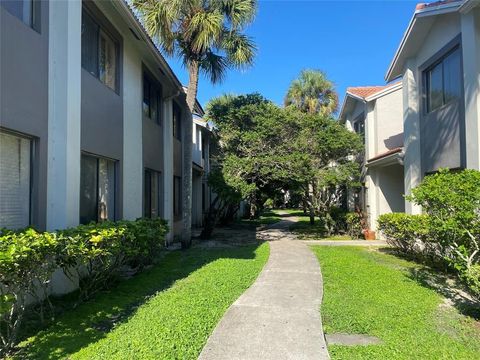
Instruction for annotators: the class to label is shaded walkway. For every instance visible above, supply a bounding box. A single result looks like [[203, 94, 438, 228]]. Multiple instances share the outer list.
[[198, 218, 329, 360]]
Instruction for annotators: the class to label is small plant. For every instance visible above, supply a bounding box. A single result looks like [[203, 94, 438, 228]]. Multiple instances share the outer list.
[[345, 209, 365, 239]]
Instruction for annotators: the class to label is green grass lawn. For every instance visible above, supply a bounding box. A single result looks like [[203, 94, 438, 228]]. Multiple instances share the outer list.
[[289, 216, 354, 240], [238, 209, 283, 226], [311, 246, 480, 359], [14, 243, 269, 360]]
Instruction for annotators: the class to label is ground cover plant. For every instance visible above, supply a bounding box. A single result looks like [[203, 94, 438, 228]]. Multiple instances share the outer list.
[[312, 246, 480, 359], [12, 243, 269, 359]]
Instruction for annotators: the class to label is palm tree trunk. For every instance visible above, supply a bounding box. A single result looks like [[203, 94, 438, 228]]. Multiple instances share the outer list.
[[182, 60, 199, 249]]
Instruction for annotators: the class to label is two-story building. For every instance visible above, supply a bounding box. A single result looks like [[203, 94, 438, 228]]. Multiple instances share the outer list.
[[0, 0, 195, 242], [386, 0, 480, 214], [339, 82, 405, 232]]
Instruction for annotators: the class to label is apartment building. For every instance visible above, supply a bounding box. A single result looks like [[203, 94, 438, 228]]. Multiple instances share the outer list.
[[386, 0, 480, 214], [0, 0, 194, 242], [339, 82, 405, 231]]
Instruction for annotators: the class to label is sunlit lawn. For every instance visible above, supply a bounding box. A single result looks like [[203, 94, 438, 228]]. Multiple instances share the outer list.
[[14, 243, 269, 360], [312, 246, 480, 359]]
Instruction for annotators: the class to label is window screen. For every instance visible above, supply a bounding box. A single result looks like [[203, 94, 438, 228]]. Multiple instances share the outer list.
[[144, 169, 162, 218], [80, 154, 115, 224], [143, 74, 163, 124], [81, 7, 118, 91], [1, 0, 39, 30], [0, 132, 31, 229]]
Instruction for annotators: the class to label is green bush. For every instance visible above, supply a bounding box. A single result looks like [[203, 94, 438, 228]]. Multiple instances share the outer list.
[[0, 218, 168, 356], [408, 169, 480, 275], [346, 212, 363, 238], [377, 213, 430, 255], [380, 169, 480, 299]]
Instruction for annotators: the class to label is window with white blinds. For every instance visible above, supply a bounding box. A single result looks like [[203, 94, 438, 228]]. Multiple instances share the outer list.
[[0, 132, 31, 229]]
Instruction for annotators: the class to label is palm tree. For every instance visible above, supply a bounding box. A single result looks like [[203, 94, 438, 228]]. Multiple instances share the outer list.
[[285, 69, 338, 116], [133, 0, 257, 248]]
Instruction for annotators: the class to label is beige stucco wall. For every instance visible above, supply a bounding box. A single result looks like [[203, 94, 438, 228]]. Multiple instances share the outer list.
[[373, 88, 404, 155]]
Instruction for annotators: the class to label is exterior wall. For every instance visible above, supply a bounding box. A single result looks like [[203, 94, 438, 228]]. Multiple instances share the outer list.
[[0, 0, 49, 230], [373, 89, 404, 154], [462, 7, 480, 169], [122, 28, 143, 220], [192, 122, 203, 166]]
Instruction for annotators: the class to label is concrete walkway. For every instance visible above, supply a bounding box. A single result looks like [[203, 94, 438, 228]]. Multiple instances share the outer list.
[[198, 219, 329, 360]]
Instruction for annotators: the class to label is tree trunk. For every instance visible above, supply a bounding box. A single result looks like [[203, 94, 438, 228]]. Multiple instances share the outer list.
[[182, 60, 199, 249]]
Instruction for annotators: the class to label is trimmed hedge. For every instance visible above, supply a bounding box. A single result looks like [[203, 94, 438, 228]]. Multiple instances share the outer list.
[[0, 218, 168, 355], [377, 169, 480, 300]]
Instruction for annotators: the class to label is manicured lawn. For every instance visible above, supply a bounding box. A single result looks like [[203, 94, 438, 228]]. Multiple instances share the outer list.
[[14, 243, 269, 360], [289, 216, 354, 240], [239, 209, 283, 226], [311, 246, 480, 359]]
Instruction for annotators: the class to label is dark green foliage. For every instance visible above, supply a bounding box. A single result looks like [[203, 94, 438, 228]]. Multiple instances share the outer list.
[[345, 212, 365, 239]]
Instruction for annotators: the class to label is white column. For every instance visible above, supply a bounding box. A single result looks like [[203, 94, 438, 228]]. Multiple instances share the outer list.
[[122, 42, 143, 219], [46, 0, 81, 230], [163, 99, 174, 243], [461, 11, 480, 170], [402, 59, 422, 215]]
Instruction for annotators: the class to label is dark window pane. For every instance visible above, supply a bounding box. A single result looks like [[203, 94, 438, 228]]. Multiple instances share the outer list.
[[443, 48, 461, 104], [427, 62, 443, 112], [174, 176, 181, 217], [1, 0, 32, 26], [144, 170, 152, 217], [151, 88, 158, 123], [80, 155, 98, 224], [151, 172, 159, 217], [81, 10, 99, 77], [157, 90, 163, 125], [143, 76, 151, 119]]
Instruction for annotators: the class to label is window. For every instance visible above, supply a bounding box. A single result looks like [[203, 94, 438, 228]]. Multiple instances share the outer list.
[[173, 176, 182, 218], [80, 154, 115, 224], [143, 74, 163, 124], [202, 183, 206, 211], [353, 117, 365, 143], [144, 169, 162, 218], [425, 47, 462, 113], [0, 132, 32, 229], [81, 8, 118, 91], [173, 102, 182, 140], [1, 0, 40, 31]]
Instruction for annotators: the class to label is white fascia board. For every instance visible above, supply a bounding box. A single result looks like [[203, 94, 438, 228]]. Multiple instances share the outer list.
[[338, 93, 366, 124], [365, 82, 403, 102], [385, 3, 461, 82]]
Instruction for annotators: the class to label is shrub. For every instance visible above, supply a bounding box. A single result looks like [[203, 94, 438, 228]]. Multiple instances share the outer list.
[[408, 169, 480, 285], [346, 212, 364, 239], [0, 229, 60, 354], [377, 213, 430, 255], [0, 218, 168, 356]]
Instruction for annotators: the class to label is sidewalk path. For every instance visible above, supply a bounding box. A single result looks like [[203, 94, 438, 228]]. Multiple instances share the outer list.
[[198, 217, 329, 360]]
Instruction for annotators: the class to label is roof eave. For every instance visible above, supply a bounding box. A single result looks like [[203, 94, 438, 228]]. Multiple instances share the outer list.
[[385, 2, 461, 82], [338, 92, 366, 124]]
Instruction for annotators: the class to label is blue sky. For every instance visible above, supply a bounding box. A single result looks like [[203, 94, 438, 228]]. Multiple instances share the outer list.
[[166, 0, 418, 109]]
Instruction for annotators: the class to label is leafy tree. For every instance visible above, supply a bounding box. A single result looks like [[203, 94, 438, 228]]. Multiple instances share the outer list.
[[134, 0, 257, 247], [285, 69, 338, 116]]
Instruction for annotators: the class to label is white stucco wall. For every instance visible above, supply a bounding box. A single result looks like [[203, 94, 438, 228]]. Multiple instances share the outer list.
[[46, 0, 81, 231], [122, 35, 144, 220]]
